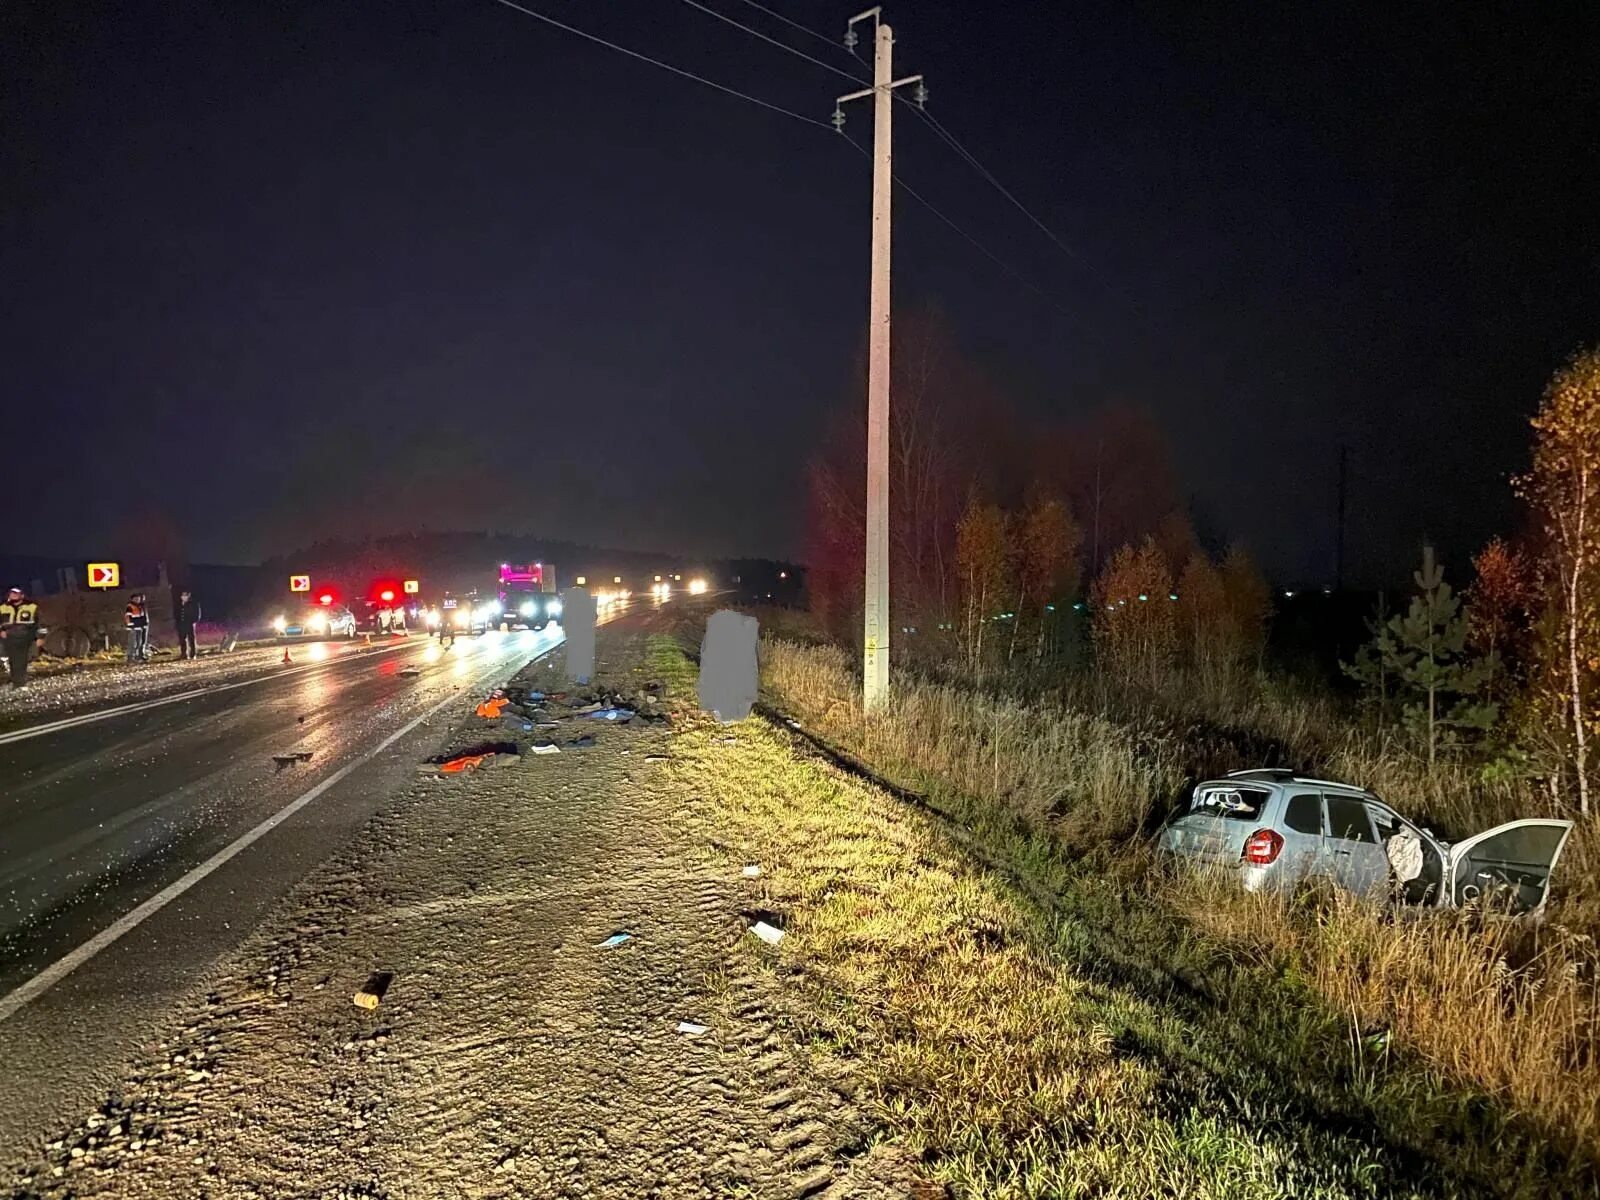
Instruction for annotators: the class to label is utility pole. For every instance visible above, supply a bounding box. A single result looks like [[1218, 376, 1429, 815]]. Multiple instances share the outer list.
[[834, 7, 923, 712]]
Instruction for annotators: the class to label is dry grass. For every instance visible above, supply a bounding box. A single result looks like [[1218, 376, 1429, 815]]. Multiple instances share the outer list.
[[758, 637, 1600, 1189], [659, 669, 1443, 1195]]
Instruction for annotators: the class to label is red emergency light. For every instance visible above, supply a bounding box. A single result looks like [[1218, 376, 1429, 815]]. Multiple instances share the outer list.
[[380, 589, 395, 603], [319, 593, 334, 606]]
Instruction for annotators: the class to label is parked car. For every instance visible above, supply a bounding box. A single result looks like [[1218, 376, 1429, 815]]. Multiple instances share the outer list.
[[1157, 769, 1574, 916]]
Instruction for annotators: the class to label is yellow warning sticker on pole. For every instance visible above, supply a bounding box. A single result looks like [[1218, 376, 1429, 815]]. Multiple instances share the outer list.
[[87, 562, 120, 589]]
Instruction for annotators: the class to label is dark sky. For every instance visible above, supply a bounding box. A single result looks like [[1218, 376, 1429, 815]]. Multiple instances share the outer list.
[[4, 1, 1596, 584]]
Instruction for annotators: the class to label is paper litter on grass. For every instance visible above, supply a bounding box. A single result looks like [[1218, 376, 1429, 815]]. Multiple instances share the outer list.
[[675, 1021, 709, 1036], [741, 865, 763, 879], [749, 921, 784, 946], [527, 743, 561, 756]]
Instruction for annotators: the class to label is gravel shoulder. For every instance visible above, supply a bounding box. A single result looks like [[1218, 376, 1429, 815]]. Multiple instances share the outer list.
[[5, 621, 918, 1199]]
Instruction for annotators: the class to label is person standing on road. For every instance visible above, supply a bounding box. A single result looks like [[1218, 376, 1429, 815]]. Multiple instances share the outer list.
[[175, 589, 201, 660], [0, 585, 45, 688], [125, 593, 150, 663]]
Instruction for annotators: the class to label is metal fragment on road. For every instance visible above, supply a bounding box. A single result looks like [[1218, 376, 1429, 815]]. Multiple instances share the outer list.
[[595, 933, 632, 949]]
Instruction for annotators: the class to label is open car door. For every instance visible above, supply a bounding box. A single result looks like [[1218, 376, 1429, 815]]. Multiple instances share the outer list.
[[1447, 819, 1575, 916]]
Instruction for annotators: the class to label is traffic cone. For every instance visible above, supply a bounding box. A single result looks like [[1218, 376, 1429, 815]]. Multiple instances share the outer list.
[[282, 646, 292, 665]]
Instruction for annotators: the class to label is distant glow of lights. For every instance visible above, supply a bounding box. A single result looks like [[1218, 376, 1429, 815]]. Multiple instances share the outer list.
[[688, 578, 708, 595], [272, 615, 287, 632], [575, 576, 587, 586]]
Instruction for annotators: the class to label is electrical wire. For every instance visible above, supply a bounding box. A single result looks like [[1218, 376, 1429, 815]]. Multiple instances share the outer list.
[[730, 0, 859, 61], [841, 134, 1082, 325], [484, 0, 833, 129], [675, 0, 866, 86]]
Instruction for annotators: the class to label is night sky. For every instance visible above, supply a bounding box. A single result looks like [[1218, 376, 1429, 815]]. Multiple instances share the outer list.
[[4, 1, 1596, 585]]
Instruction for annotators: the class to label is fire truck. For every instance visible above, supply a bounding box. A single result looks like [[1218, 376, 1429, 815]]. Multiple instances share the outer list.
[[494, 562, 561, 631]]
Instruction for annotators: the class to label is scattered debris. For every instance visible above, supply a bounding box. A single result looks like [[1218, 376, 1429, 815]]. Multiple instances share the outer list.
[[439, 753, 493, 774], [675, 1021, 710, 1036], [399, 666, 422, 677], [644, 754, 668, 762], [595, 933, 632, 949], [427, 742, 521, 774], [353, 971, 394, 1010], [749, 921, 785, 946], [272, 751, 314, 769], [741, 864, 763, 879], [567, 735, 596, 749], [573, 702, 604, 714], [586, 706, 634, 722], [527, 743, 561, 756], [476, 696, 510, 719]]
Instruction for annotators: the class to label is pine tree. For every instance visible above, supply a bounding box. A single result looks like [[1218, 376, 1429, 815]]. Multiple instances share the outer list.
[[1345, 548, 1495, 769]]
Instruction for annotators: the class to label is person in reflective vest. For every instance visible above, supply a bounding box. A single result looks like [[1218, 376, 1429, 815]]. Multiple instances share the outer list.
[[0, 586, 45, 688], [125, 594, 151, 663]]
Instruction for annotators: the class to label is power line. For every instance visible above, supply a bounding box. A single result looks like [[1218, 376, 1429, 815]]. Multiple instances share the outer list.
[[675, 0, 866, 86], [730, 0, 861, 62], [484, 0, 832, 129], [840, 134, 1081, 326]]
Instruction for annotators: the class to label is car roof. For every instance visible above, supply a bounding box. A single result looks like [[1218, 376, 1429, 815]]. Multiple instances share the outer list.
[[1216, 769, 1375, 797]]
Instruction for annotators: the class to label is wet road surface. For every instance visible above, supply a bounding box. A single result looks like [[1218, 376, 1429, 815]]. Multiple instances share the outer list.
[[0, 625, 566, 1156]]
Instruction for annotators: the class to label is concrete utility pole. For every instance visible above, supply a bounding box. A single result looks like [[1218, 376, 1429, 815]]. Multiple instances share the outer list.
[[835, 7, 923, 713]]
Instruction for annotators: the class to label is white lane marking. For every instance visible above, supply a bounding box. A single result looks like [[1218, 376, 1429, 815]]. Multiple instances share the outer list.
[[0, 636, 548, 1024], [0, 643, 417, 748]]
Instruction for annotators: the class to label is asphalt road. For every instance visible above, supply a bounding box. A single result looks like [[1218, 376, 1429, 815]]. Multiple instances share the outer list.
[[0, 623, 569, 1158]]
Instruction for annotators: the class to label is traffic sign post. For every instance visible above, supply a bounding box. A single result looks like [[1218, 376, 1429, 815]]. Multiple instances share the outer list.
[[289, 575, 310, 593], [87, 562, 120, 590], [403, 579, 419, 595]]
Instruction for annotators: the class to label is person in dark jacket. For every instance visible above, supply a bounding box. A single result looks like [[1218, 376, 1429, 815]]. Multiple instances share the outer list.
[[1, 586, 45, 688], [175, 589, 201, 659]]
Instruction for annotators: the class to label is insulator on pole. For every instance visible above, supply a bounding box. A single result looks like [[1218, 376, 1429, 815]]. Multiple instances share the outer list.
[[831, 104, 846, 132]]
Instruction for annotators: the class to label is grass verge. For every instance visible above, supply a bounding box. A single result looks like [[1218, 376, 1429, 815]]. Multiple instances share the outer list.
[[660, 633, 1597, 1198]]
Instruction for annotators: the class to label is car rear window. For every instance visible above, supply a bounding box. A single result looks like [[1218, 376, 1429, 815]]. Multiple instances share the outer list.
[[1191, 785, 1269, 820], [1283, 793, 1323, 835], [1326, 795, 1376, 843]]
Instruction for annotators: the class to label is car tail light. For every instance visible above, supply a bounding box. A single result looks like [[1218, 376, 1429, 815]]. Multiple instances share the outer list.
[[1242, 828, 1284, 866]]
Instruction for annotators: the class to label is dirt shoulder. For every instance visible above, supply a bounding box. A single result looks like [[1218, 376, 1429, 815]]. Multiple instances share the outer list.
[[5, 621, 919, 1200]]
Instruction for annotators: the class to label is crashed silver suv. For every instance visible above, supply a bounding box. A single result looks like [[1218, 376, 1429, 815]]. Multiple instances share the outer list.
[[1158, 769, 1574, 916]]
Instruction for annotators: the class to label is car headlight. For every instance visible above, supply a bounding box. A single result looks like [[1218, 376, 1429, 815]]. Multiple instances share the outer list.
[[547, 599, 562, 616], [308, 614, 327, 633], [453, 610, 469, 628], [272, 615, 287, 632], [489, 600, 503, 614], [520, 601, 536, 617]]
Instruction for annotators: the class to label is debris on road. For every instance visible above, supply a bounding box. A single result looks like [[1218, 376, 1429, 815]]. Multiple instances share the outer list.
[[567, 735, 596, 750], [271, 751, 314, 769], [428, 742, 521, 774], [475, 696, 510, 719], [353, 971, 394, 1009], [399, 666, 422, 677], [675, 1021, 710, 1036], [595, 933, 633, 948], [742, 864, 763, 879], [527, 742, 561, 756], [749, 921, 785, 946]]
